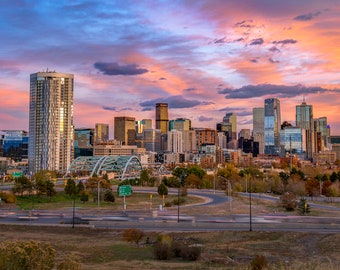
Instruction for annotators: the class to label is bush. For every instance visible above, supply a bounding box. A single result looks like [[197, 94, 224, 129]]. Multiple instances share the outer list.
[[172, 197, 186, 205], [179, 245, 201, 261], [104, 189, 115, 203], [279, 192, 297, 211], [79, 191, 89, 203], [0, 240, 55, 270], [250, 254, 268, 270], [0, 192, 17, 203], [123, 228, 144, 246], [154, 242, 172, 260]]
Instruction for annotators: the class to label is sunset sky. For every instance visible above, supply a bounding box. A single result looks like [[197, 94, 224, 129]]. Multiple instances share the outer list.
[[1, 0, 340, 137]]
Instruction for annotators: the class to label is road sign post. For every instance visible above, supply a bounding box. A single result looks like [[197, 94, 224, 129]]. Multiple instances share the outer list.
[[119, 185, 132, 210]]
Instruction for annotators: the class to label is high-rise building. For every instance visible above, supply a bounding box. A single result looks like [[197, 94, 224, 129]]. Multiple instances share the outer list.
[[136, 119, 152, 134], [169, 118, 191, 131], [314, 117, 329, 151], [95, 123, 109, 143], [142, 129, 161, 153], [239, 129, 251, 140], [155, 103, 168, 134], [0, 130, 28, 161], [114, 116, 136, 145], [280, 127, 305, 157], [252, 107, 264, 154], [296, 100, 314, 159], [74, 128, 94, 158], [264, 98, 281, 155], [222, 112, 237, 140], [29, 71, 74, 173], [167, 130, 183, 153]]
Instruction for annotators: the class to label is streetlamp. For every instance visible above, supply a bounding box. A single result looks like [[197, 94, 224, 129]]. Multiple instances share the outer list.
[[97, 179, 102, 209], [248, 174, 252, 232], [177, 171, 186, 223]]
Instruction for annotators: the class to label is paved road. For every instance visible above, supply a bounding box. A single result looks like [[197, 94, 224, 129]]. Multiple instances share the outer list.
[[1, 186, 340, 232]]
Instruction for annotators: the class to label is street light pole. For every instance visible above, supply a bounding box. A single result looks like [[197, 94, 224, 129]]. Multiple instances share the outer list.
[[97, 180, 101, 209], [249, 175, 252, 231]]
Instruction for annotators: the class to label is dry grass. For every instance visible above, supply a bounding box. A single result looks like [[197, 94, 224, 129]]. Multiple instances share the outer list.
[[0, 224, 339, 270]]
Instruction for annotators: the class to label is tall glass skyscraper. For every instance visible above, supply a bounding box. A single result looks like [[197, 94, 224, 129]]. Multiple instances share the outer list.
[[296, 100, 314, 159], [253, 107, 264, 154], [264, 98, 281, 155], [29, 71, 74, 174]]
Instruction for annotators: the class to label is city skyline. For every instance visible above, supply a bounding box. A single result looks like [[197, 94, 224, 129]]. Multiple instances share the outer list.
[[1, 1, 340, 135]]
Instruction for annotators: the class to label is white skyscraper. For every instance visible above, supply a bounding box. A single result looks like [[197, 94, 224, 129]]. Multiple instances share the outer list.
[[28, 71, 74, 173], [167, 130, 183, 153]]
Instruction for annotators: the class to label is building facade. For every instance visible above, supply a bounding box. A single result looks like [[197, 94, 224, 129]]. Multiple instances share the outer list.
[[253, 107, 264, 154], [74, 128, 94, 158], [264, 98, 281, 155], [95, 123, 109, 143], [114, 116, 136, 145], [28, 71, 74, 173], [169, 118, 191, 131], [0, 130, 28, 162], [155, 103, 168, 134], [296, 100, 314, 159]]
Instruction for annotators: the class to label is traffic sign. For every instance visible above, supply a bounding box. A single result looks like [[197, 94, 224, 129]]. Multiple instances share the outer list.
[[119, 185, 132, 197]]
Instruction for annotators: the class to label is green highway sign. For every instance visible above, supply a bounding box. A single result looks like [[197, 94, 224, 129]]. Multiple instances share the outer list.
[[119, 185, 132, 197], [12, 172, 23, 178]]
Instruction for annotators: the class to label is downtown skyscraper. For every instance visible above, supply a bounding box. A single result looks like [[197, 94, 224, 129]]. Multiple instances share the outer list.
[[155, 103, 168, 134], [264, 98, 281, 155], [296, 100, 314, 159], [28, 71, 74, 173]]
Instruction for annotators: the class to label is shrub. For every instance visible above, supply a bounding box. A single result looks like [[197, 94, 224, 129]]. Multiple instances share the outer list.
[[154, 242, 172, 260], [123, 228, 144, 246], [0, 192, 17, 203], [172, 197, 186, 205], [179, 245, 201, 261], [104, 189, 115, 203], [250, 254, 268, 270], [0, 240, 55, 270], [57, 254, 81, 270], [79, 191, 89, 203], [278, 192, 297, 211]]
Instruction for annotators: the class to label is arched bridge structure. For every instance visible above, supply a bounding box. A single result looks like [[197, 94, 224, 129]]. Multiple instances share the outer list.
[[66, 155, 143, 180]]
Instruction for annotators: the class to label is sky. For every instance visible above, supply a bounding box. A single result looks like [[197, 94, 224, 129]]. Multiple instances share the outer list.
[[1, 0, 340, 137]]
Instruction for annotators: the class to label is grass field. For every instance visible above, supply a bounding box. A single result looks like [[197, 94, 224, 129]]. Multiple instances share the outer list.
[[0, 224, 339, 269], [1, 191, 340, 269]]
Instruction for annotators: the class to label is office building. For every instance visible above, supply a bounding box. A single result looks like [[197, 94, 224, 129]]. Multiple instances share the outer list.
[[239, 129, 251, 140], [0, 130, 28, 162], [296, 100, 314, 159], [264, 98, 281, 155], [28, 71, 74, 173], [169, 118, 191, 131], [74, 128, 94, 158], [155, 103, 168, 134], [195, 128, 217, 147], [142, 129, 161, 153], [167, 130, 183, 153], [114, 116, 136, 145], [314, 117, 329, 151], [95, 123, 109, 143], [136, 119, 152, 134], [223, 113, 237, 140], [253, 107, 264, 154], [280, 127, 305, 157]]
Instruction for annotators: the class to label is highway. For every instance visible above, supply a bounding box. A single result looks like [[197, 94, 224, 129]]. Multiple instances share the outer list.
[[1, 187, 340, 233]]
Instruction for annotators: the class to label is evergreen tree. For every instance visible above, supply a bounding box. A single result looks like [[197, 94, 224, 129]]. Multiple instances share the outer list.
[[298, 198, 310, 215]]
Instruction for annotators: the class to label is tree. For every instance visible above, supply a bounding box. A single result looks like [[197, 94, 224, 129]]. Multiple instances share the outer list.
[[12, 176, 32, 196], [76, 180, 85, 194], [278, 172, 290, 192], [104, 189, 115, 203], [80, 190, 89, 203], [305, 178, 319, 197], [157, 182, 168, 196], [297, 198, 310, 215], [140, 169, 151, 186], [64, 179, 77, 196], [185, 173, 202, 188], [45, 180, 56, 200], [279, 192, 297, 211]]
